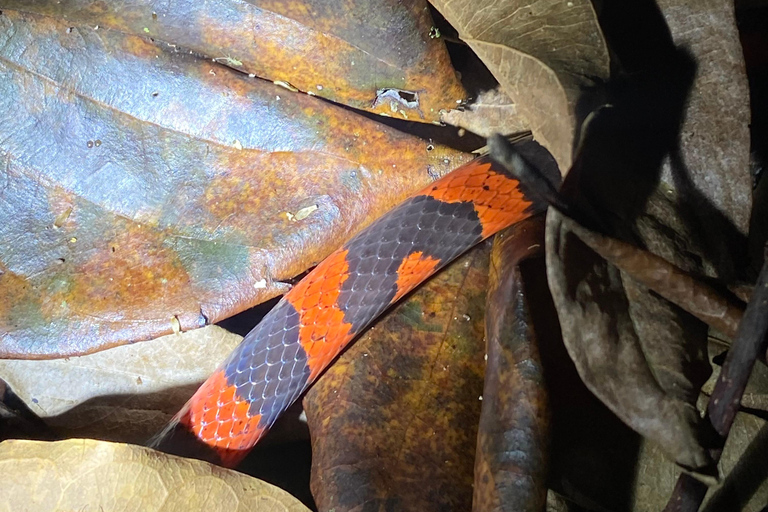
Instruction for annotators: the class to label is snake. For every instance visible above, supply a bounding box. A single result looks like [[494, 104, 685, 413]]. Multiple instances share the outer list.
[[151, 147, 553, 467]]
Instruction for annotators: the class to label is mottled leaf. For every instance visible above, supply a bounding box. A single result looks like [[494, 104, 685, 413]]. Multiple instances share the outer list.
[[557, 214, 745, 349], [0, 438, 310, 512], [1, 0, 466, 122], [0, 9, 470, 358], [430, 0, 610, 170], [546, 203, 714, 470], [0, 326, 241, 444], [303, 245, 490, 512], [475, 216, 550, 512]]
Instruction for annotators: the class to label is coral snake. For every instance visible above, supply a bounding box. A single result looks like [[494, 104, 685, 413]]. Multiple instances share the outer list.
[[152, 142, 556, 467]]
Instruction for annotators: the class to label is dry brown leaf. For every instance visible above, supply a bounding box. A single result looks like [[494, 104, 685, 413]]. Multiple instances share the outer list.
[[0, 438, 310, 512], [657, 0, 752, 234], [633, 410, 768, 512], [546, 207, 712, 470], [476, 217, 550, 511], [0, 326, 241, 444], [431, 0, 610, 170]]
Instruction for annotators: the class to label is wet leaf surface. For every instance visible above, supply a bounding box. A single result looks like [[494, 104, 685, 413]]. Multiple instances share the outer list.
[[430, 0, 610, 170], [0, 9, 470, 358], [0, 438, 310, 512], [1, 0, 466, 122], [475, 216, 550, 512], [303, 244, 490, 512]]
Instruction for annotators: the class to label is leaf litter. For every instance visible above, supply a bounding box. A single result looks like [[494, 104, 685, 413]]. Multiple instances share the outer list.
[[0, 0, 765, 510]]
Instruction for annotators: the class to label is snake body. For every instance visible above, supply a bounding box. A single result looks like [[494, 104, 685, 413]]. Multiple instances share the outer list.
[[152, 153, 549, 466]]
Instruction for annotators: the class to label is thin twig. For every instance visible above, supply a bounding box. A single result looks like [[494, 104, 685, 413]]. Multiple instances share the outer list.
[[560, 215, 746, 342]]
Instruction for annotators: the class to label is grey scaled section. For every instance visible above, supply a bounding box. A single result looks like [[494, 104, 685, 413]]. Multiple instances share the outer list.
[[338, 194, 483, 332], [222, 298, 310, 427]]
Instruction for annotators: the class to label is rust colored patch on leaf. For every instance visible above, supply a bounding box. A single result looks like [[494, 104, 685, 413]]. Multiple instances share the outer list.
[[303, 245, 490, 512], [5, 0, 466, 122]]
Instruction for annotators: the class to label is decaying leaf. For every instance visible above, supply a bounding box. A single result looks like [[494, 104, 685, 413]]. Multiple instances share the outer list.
[[440, 87, 528, 138], [303, 245, 490, 512], [430, 0, 610, 170], [0, 325, 241, 444], [1, 0, 466, 122], [0, 9, 470, 358], [0, 438, 310, 512], [553, 213, 747, 352], [475, 216, 550, 512]]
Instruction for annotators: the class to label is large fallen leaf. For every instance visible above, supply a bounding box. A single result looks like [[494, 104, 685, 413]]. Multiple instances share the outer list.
[[303, 244, 490, 512], [0, 325, 241, 444], [0, 9, 470, 358], [593, 1, 751, 275], [1, 0, 466, 122], [0, 438, 310, 512], [475, 217, 550, 511], [430, 0, 610, 170]]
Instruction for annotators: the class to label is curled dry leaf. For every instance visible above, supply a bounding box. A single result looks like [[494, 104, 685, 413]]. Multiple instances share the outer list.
[[544, 6, 750, 467], [430, 0, 610, 170], [0, 438, 310, 512], [302, 245, 490, 512], [0, 9, 470, 358], [546, 206, 713, 470], [2, 0, 466, 122], [476, 216, 550, 512], [558, 214, 745, 349], [0, 325, 241, 445]]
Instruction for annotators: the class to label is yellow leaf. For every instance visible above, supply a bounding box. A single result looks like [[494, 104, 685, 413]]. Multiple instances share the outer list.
[[0, 439, 310, 512]]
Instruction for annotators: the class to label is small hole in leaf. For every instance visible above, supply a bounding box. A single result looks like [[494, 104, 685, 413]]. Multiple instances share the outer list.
[[398, 90, 418, 103]]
